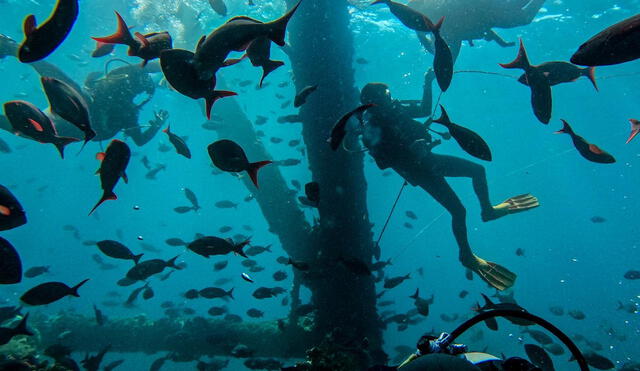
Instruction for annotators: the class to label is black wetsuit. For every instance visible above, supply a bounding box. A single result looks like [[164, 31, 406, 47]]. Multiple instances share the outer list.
[[363, 78, 494, 262]]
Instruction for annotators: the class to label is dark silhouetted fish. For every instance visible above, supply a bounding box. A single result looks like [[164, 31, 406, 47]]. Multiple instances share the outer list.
[[92, 12, 172, 66], [294, 85, 318, 108], [24, 266, 49, 278], [126, 256, 180, 281], [188, 236, 249, 258], [328, 104, 374, 150], [93, 304, 106, 326], [571, 14, 640, 67], [517, 62, 597, 91], [277, 114, 302, 124], [273, 270, 287, 281], [192, 1, 302, 80], [166, 238, 187, 246], [41, 76, 94, 149], [0, 237, 21, 284], [475, 294, 534, 326], [184, 188, 200, 210], [384, 274, 410, 289], [409, 288, 434, 316], [500, 39, 552, 124], [524, 344, 554, 371], [160, 49, 236, 119], [18, 0, 79, 63], [199, 287, 233, 299], [208, 139, 271, 188], [3, 100, 79, 158], [247, 36, 284, 87], [21, 279, 89, 305], [163, 124, 191, 159], [0, 313, 32, 345], [81, 344, 111, 371], [90, 139, 130, 215], [523, 329, 553, 346], [0, 186, 26, 231], [555, 120, 615, 164], [215, 200, 238, 209], [624, 270, 640, 280], [590, 216, 606, 223], [298, 181, 320, 207], [571, 350, 614, 370], [568, 309, 586, 320], [214, 260, 228, 271], [97, 240, 143, 264], [433, 105, 491, 161]]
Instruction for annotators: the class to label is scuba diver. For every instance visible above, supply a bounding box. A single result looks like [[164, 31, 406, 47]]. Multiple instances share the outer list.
[[359, 70, 539, 290], [0, 33, 166, 147]]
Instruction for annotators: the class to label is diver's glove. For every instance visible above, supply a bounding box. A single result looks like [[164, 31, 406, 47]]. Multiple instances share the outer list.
[[416, 332, 468, 357], [149, 109, 169, 128]]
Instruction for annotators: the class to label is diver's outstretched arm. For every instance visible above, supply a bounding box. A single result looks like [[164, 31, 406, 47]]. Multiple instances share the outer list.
[[128, 110, 167, 147]]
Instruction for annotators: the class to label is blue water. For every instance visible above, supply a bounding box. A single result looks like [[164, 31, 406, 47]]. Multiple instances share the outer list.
[[1, 0, 639, 370]]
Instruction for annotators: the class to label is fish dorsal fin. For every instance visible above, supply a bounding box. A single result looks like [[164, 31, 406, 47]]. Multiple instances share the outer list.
[[134, 32, 150, 47], [122, 171, 129, 184], [23, 15, 37, 37], [96, 152, 106, 161], [196, 35, 206, 54], [27, 119, 44, 132], [226, 16, 261, 24]]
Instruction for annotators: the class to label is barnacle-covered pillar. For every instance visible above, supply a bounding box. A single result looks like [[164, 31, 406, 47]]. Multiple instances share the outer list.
[[284, 0, 384, 364]]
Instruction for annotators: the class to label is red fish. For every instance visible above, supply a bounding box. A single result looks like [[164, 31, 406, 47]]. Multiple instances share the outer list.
[[3, 100, 79, 158], [571, 14, 640, 66], [555, 120, 615, 164], [627, 119, 640, 144]]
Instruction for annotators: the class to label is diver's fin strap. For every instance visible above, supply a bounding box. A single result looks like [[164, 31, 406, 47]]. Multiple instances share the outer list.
[[424, 333, 468, 356]]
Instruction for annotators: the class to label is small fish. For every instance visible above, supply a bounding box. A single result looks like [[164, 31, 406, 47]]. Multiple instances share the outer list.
[[355, 57, 368, 64], [241, 273, 254, 283], [524, 343, 554, 371], [90, 140, 131, 215], [383, 274, 410, 289], [549, 306, 564, 316], [21, 279, 89, 305], [433, 105, 492, 161], [616, 301, 637, 314], [500, 39, 552, 124], [173, 206, 194, 214], [515, 248, 525, 257], [328, 104, 374, 150], [247, 308, 264, 318], [273, 270, 287, 281], [0, 237, 22, 284], [294, 85, 318, 108], [208, 140, 272, 188], [624, 270, 640, 280], [0, 186, 26, 232], [571, 14, 640, 66], [523, 329, 553, 346], [626, 119, 640, 144], [165, 238, 187, 246], [208, 306, 227, 316], [145, 164, 166, 180], [199, 287, 234, 299], [568, 309, 586, 320], [18, 0, 79, 63], [405, 211, 417, 220], [187, 236, 249, 258], [571, 350, 615, 370], [555, 120, 615, 163], [24, 266, 49, 278], [215, 200, 238, 209], [458, 290, 469, 299], [163, 124, 191, 159], [126, 256, 180, 281], [245, 244, 272, 256], [288, 139, 301, 147], [142, 285, 154, 300], [93, 304, 106, 326], [219, 226, 233, 233], [590, 216, 606, 223], [96, 240, 143, 264], [213, 260, 228, 271], [409, 288, 434, 316], [277, 114, 302, 124]]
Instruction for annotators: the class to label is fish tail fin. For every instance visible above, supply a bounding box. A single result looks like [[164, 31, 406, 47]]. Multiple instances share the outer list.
[[162, 124, 170, 134], [265, 244, 273, 252], [23, 14, 37, 37], [554, 119, 573, 135], [430, 16, 445, 33], [70, 279, 90, 297], [77, 130, 97, 155], [227, 288, 234, 300], [627, 119, 640, 144], [267, 0, 302, 46], [133, 253, 144, 265], [14, 313, 33, 337], [409, 288, 419, 300], [260, 60, 285, 87], [584, 67, 598, 91], [499, 39, 530, 70], [235, 239, 251, 258], [89, 191, 117, 215], [205, 90, 237, 120], [432, 104, 450, 125], [247, 160, 272, 188], [54, 136, 80, 159], [166, 255, 181, 269], [92, 11, 135, 47]]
